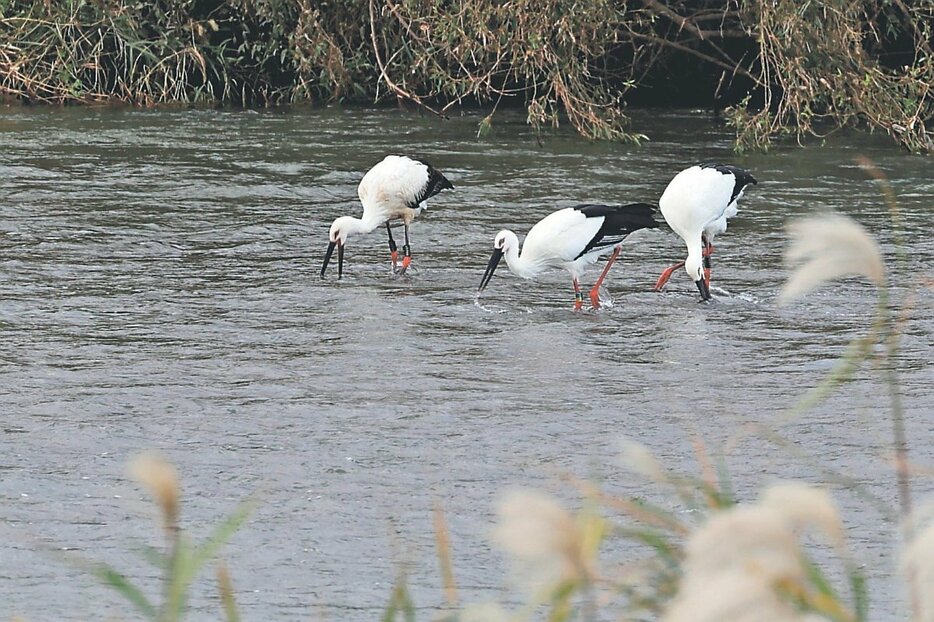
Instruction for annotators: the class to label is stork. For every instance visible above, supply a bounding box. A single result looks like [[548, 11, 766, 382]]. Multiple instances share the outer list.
[[478, 203, 659, 310], [321, 155, 453, 278], [652, 163, 757, 300]]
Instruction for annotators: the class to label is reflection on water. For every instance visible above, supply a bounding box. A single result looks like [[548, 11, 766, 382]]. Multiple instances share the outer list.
[[1, 107, 932, 620]]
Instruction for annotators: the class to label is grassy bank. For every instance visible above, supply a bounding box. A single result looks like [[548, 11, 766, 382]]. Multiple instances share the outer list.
[[1, 0, 932, 152]]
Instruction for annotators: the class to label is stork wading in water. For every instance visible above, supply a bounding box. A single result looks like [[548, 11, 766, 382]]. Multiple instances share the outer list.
[[320, 155, 454, 278], [478, 203, 659, 310], [652, 163, 757, 301]]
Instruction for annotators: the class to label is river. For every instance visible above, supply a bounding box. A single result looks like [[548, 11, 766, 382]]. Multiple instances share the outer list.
[[1, 106, 932, 620]]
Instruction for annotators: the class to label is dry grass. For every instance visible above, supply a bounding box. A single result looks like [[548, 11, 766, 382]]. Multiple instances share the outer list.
[[728, 0, 934, 153], [2, 1, 931, 150]]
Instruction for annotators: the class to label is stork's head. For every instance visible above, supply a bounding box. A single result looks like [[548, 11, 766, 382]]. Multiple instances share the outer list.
[[479, 230, 519, 292], [685, 252, 711, 301], [493, 230, 518, 253], [321, 216, 362, 279], [328, 216, 359, 245]]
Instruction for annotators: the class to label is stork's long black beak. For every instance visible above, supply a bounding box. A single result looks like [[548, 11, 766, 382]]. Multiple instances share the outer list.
[[338, 242, 344, 279], [695, 278, 711, 301], [321, 241, 335, 278], [478, 247, 504, 292], [321, 241, 344, 279]]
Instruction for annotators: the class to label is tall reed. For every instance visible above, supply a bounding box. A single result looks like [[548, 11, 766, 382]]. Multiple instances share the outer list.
[[86, 452, 252, 622]]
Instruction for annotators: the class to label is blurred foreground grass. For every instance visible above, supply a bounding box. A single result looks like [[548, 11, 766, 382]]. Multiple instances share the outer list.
[[86, 453, 252, 622]]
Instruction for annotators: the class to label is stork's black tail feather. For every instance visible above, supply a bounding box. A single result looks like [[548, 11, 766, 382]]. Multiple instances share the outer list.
[[428, 167, 454, 195], [575, 202, 659, 230], [410, 157, 454, 207], [573, 202, 659, 258], [615, 202, 661, 231]]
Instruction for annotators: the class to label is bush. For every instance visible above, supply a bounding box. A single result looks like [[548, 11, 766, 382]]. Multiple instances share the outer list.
[[1, 0, 931, 151]]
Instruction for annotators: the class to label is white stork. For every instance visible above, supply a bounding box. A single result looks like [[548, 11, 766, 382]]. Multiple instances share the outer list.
[[478, 203, 659, 310], [652, 163, 757, 300], [321, 155, 454, 278]]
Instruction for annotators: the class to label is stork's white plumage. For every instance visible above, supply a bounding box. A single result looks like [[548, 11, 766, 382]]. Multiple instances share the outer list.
[[653, 163, 757, 300], [478, 203, 659, 310], [321, 155, 453, 278]]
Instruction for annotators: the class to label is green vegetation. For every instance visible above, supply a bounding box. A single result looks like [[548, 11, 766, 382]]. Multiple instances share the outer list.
[[1, 1, 932, 151], [89, 453, 253, 622]]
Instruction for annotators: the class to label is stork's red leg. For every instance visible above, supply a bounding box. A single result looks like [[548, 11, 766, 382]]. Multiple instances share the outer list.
[[398, 223, 413, 275], [589, 247, 621, 309], [572, 278, 583, 311], [653, 261, 685, 292]]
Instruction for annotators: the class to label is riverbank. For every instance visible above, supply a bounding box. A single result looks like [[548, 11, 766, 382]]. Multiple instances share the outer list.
[[1, 0, 931, 152]]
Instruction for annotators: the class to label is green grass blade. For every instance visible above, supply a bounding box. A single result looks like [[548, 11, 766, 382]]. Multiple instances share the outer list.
[[137, 544, 167, 569], [189, 500, 254, 575], [714, 454, 736, 507], [849, 566, 869, 622], [92, 563, 157, 619], [618, 527, 681, 568], [802, 556, 839, 602], [165, 538, 194, 621], [382, 579, 416, 622], [164, 502, 253, 619], [610, 496, 688, 534]]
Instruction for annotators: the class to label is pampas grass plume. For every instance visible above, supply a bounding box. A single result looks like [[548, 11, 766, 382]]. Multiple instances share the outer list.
[[779, 213, 885, 305]]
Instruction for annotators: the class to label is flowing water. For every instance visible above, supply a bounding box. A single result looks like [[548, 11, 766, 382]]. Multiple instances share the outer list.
[[1, 107, 932, 620]]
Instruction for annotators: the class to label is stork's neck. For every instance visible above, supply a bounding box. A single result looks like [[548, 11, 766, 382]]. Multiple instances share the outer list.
[[502, 237, 546, 279], [357, 213, 385, 233], [332, 215, 381, 243], [684, 235, 705, 279], [687, 235, 705, 261]]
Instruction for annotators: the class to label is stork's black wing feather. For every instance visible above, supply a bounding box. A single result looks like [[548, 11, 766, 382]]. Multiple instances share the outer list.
[[409, 158, 454, 208], [698, 162, 758, 204], [573, 202, 659, 259]]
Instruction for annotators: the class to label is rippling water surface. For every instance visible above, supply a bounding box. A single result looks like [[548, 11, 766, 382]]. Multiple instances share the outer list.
[[1, 107, 932, 620]]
